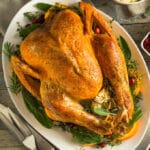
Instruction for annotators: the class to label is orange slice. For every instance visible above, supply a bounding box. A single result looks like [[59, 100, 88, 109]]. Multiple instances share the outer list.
[[118, 121, 139, 141], [82, 143, 96, 147]]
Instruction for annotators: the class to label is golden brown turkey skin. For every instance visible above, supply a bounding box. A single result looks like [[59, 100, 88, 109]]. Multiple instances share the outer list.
[[11, 2, 134, 135], [20, 9, 103, 100], [92, 34, 133, 122]]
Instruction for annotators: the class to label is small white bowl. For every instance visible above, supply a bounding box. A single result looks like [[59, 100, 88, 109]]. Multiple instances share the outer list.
[[141, 32, 150, 56], [112, 0, 147, 15], [112, 0, 145, 5]]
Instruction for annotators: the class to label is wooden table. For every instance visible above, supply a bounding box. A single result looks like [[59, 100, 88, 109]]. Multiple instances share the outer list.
[[0, 0, 150, 149]]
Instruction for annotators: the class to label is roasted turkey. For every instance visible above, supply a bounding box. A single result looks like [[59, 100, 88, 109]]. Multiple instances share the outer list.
[[11, 2, 133, 135]]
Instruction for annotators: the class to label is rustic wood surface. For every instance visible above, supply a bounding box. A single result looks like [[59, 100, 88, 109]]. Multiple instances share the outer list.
[[0, 0, 150, 150]]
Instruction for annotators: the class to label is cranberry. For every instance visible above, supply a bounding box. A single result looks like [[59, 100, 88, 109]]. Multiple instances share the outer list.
[[107, 131, 113, 136], [32, 14, 45, 24], [99, 142, 106, 148], [95, 26, 100, 34], [129, 77, 136, 86], [143, 34, 150, 53]]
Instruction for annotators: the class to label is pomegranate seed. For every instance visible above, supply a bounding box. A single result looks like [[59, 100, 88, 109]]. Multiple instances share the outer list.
[[32, 14, 45, 24], [99, 142, 106, 148], [107, 131, 113, 136], [129, 77, 136, 86], [95, 26, 100, 34]]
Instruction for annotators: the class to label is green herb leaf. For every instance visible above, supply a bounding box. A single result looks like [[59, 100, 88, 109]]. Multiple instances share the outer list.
[[18, 23, 41, 38], [35, 3, 52, 11], [80, 101, 92, 113], [3, 42, 21, 60], [118, 36, 131, 61], [44, 3, 68, 12], [102, 134, 121, 146], [22, 87, 53, 128], [3, 42, 14, 60], [71, 6, 83, 17], [9, 72, 22, 94], [70, 126, 101, 144], [128, 108, 143, 126], [24, 12, 42, 21], [93, 107, 115, 116], [127, 60, 138, 71]]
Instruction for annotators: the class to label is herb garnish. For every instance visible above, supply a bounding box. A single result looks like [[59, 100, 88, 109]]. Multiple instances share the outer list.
[[119, 36, 143, 126], [35, 2, 83, 17], [93, 107, 115, 116], [35, 3, 52, 11], [9, 72, 22, 94], [127, 60, 138, 71], [3, 42, 21, 59], [128, 108, 143, 126], [22, 87, 53, 128], [118, 36, 131, 62], [24, 11, 42, 21], [70, 126, 101, 144], [3, 42, 14, 60], [71, 5, 83, 17], [80, 100, 92, 113], [17, 23, 41, 38]]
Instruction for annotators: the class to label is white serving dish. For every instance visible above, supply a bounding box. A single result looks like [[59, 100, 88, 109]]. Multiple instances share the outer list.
[[2, 0, 150, 149]]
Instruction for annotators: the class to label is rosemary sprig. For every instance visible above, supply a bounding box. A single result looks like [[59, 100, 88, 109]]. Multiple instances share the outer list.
[[3, 42, 14, 60], [3, 42, 21, 60], [9, 72, 22, 94]]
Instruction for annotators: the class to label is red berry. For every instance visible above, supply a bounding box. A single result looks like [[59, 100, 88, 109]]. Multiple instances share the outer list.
[[95, 26, 100, 34], [32, 14, 45, 24], [99, 142, 106, 148], [129, 77, 136, 86], [107, 131, 113, 136]]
